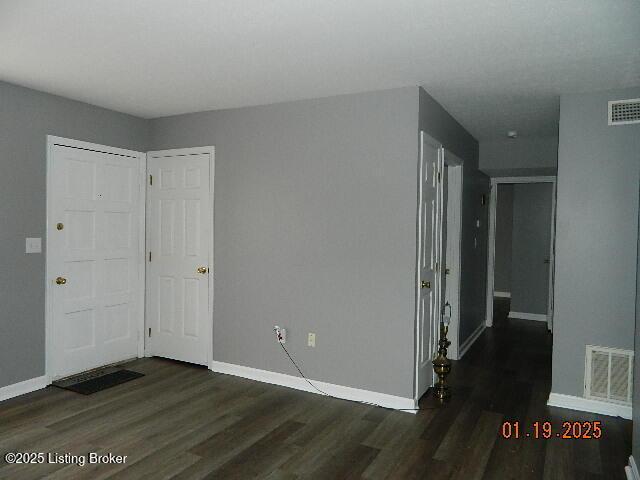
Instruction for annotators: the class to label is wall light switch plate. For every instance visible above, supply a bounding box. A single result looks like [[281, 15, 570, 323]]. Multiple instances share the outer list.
[[25, 237, 42, 254], [308, 333, 316, 347]]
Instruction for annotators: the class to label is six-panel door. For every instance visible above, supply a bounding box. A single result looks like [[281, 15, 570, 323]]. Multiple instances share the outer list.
[[50, 145, 141, 379], [145, 153, 211, 366], [416, 132, 443, 400]]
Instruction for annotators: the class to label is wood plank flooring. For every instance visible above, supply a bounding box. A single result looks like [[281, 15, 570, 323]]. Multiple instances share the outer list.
[[0, 298, 631, 479]]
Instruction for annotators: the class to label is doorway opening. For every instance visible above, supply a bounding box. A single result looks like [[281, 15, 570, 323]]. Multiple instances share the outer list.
[[485, 176, 557, 331]]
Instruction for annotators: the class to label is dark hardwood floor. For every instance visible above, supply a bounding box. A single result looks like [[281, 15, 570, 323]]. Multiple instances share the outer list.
[[0, 298, 632, 479]]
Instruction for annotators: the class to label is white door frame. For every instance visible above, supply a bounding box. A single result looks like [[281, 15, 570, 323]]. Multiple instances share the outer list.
[[45, 136, 147, 383], [443, 153, 463, 360], [145, 147, 215, 368], [485, 176, 557, 330]]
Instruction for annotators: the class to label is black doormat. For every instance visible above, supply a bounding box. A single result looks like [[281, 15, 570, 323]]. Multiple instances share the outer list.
[[52, 369, 144, 395]]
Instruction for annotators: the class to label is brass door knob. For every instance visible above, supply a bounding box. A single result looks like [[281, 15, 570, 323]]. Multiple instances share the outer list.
[[55, 277, 67, 285], [197, 267, 208, 274], [421, 280, 431, 289]]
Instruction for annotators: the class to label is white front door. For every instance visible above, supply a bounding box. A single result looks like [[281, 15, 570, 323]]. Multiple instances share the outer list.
[[416, 132, 443, 399], [145, 149, 213, 366], [49, 140, 143, 379]]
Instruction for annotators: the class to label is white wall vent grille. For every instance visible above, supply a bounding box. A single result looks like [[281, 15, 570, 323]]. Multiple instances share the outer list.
[[585, 345, 633, 405], [608, 98, 640, 125]]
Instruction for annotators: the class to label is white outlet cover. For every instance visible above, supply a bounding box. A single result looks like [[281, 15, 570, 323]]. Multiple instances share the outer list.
[[25, 237, 42, 253], [308, 333, 316, 347]]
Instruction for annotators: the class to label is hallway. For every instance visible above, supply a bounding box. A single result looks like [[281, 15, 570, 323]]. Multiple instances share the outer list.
[[451, 298, 631, 479]]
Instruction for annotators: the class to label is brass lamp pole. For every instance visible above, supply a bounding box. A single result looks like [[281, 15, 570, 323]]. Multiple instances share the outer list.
[[432, 302, 452, 400]]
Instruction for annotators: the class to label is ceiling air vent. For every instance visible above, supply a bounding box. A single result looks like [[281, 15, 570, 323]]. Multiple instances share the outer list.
[[585, 345, 633, 405], [608, 98, 640, 125]]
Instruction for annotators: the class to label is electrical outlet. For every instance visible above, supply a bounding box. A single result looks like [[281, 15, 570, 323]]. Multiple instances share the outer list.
[[307, 333, 316, 347], [274, 326, 286, 344]]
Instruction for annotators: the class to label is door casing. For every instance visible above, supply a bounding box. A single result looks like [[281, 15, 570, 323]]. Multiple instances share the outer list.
[[485, 176, 557, 331]]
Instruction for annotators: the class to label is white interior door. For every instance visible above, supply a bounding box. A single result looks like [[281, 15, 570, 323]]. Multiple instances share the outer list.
[[416, 132, 443, 400], [49, 140, 143, 380], [146, 149, 213, 366]]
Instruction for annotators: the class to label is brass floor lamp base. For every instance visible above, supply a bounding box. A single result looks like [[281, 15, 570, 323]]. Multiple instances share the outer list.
[[433, 384, 451, 400], [432, 318, 452, 401]]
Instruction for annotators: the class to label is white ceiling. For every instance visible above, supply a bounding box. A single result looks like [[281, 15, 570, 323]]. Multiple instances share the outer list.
[[1, 0, 639, 140]]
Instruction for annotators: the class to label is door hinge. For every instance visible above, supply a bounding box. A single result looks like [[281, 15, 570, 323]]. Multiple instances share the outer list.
[[149, 251, 152, 262], [149, 174, 153, 186], [148, 327, 151, 337], [438, 171, 441, 182]]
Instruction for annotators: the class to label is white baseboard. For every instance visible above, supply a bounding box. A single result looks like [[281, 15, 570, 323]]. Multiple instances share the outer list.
[[458, 323, 486, 359], [626, 456, 639, 480], [210, 360, 416, 413], [0, 375, 48, 403], [547, 392, 632, 420], [508, 311, 547, 322], [494, 291, 511, 298]]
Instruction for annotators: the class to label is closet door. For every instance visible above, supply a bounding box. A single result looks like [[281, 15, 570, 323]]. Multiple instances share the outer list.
[[145, 150, 213, 366]]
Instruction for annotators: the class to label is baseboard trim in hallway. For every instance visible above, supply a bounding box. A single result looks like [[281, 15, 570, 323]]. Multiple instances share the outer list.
[[0, 375, 48, 403], [508, 311, 548, 322], [458, 323, 486, 359], [547, 392, 632, 419], [210, 360, 417, 413], [626, 456, 639, 480]]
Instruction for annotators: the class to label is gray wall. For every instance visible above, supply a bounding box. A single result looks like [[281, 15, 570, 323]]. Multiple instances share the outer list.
[[151, 87, 480, 397], [418, 89, 488, 346], [552, 87, 640, 397], [0, 80, 150, 389], [494, 185, 514, 293], [633, 183, 640, 463], [151, 88, 420, 397], [510, 183, 553, 315], [1, 81, 479, 399], [480, 136, 558, 177]]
